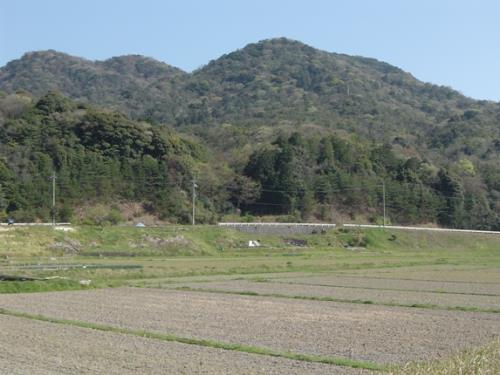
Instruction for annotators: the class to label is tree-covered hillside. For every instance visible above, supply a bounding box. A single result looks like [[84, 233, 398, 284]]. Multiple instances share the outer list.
[[0, 92, 232, 223], [1, 38, 500, 228], [1, 92, 499, 229], [1, 38, 497, 134], [2, 39, 499, 164], [242, 132, 498, 229], [0, 50, 188, 123]]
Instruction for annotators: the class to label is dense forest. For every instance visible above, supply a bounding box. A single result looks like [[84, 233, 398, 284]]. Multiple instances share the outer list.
[[0, 92, 233, 223], [1, 38, 500, 228]]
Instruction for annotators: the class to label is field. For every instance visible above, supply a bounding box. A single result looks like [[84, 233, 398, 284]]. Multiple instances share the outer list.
[[0, 225, 499, 374]]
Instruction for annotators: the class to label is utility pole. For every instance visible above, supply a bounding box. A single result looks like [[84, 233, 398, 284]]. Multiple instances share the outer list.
[[50, 172, 57, 226], [382, 180, 386, 227], [191, 179, 197, 226]]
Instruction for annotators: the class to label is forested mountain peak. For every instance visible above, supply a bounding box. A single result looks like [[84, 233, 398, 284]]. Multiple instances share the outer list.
[[199, 37, 402, 77], [0, 49, 189, 122], [99, 54, 186, 81], [0, 50, 185, 91]]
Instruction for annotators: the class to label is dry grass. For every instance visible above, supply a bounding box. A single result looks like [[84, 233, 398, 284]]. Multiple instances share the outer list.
[[391, 338, 500, 375]]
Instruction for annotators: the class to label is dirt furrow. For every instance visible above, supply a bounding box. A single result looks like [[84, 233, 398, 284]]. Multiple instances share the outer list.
[[274, 275, 500, 295], [1, 287, 499, 364], [173, 279, 500, 310], [0, 314, 365, 374]]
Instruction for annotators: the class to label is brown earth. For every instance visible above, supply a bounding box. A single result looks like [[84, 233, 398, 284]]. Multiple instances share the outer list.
[[173, 279, 500, 310], [1, 287, 499, 364], [0, 314, 361, 375], [336, 267, 500, 283], [274, 275, 500, 295]]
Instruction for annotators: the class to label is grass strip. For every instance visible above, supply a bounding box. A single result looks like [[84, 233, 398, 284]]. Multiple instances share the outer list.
[[173, 287, 500, 314], [0, 307, 387, 372], [0, 279, 90, 294], [389, 338, 500, 374], [269, 280, 500, 297], [125, 259, 487, 283]]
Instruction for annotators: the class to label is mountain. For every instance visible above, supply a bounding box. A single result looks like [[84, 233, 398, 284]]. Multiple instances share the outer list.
[[0, 39, 495, 128], [1, 39, 500, 228], [2, 39, 499, 152], [182, 39, 499, 163], [190, 38, 475, 127]]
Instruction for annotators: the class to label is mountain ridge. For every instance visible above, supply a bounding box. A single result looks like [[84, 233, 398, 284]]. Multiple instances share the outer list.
[[1, 39, 491, 102], [0, 38, 492, 127]]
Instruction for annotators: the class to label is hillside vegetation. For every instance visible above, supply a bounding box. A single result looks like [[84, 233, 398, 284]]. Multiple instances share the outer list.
[[0, 92, 234, 223], [1, 38, 500, 228]]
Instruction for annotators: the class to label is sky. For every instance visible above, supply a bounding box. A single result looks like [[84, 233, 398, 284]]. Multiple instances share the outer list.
[[1, 0, 499, 101]]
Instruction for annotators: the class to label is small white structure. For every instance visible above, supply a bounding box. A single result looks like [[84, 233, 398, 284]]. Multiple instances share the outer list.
[[54, 226, 75, 232], [248, 240, 261, 247]]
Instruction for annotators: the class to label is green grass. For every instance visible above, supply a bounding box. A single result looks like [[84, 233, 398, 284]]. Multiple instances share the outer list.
[[2, 225, 500, 258], [1, 225, 499, 295], [390, 338, 500, 375], [0, 307, 387, 372], [0, 279, 83, 293], [0, 277, 122, 293]]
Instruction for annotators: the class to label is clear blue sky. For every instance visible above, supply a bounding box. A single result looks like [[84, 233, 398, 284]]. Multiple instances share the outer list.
[[1, 0, 499, 101]]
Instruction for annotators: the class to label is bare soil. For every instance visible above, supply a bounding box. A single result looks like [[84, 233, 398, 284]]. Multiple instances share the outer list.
[[0, 314, 364, 375], [275, 275, 500, 295], [174, 279, 500, 310], [337, 267, 500, 283], [1, 287, 499, 364]]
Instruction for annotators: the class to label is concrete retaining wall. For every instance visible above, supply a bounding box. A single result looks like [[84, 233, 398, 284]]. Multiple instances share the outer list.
[[218, 222, 336, 235]]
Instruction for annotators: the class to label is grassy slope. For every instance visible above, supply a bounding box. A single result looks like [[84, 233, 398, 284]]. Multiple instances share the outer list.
[[1, 225, 499, 292]]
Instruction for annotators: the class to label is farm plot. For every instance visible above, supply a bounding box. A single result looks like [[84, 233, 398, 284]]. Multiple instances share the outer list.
[[171, 279, 500, 310], [273, 275, 500, 295], [0, 314, 355, 375], [334, 266, 500, 283], [1, 288, 499, 365]]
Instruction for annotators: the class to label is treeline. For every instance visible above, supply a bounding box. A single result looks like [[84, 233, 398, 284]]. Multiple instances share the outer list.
[[0, 92, 499, 229], [242, 133, 499, 229], [0, 92, 226, 223]]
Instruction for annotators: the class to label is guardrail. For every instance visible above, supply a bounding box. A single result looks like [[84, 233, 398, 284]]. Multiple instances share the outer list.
[[0, 223, 71, 226], [218, 222, 337, 227], [343, 223, 500, 235]]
